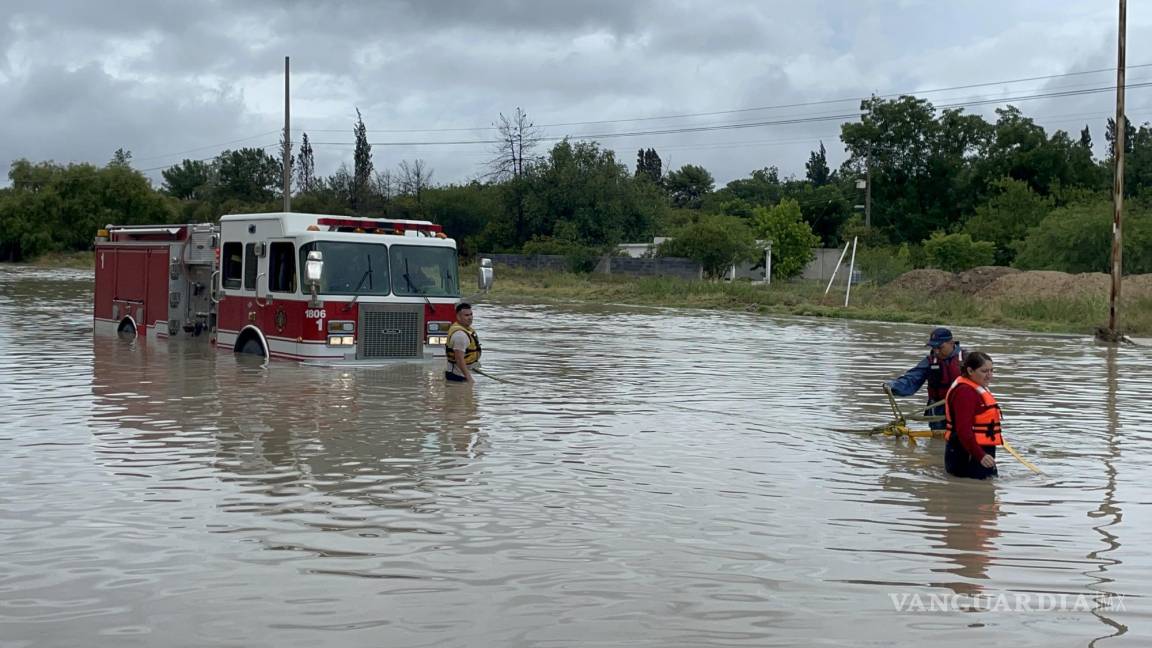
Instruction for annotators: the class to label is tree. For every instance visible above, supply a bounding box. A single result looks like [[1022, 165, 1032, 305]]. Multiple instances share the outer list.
[[372, 169, 394, 202], [0, 160, 175, 261], [278, 129, 292, 198], [1106, 116, 1135, 161], [1079, 125, 1093, 150], [751, 199, 819, 280], [352, 108, 373, 212], [161, 159, 213, 200], [421, 182, 502, 257], [635, 148, 663, 184], [972, 106, 1100, 198], [665, 164, 714, 209], [109, 148, 133, 169], [1014, 201, 1152, 273], [840, 95, 993, 244], [1123, 123, 1152, 199], [488, 107, 541, 181], [324, 164, 354, 209], [962, 177, 1052, 264], [922, 232, 995, 272], [397, 159, 434, 204], [295, 132, 316, 194], [788, 183, 851, 247], [657, 215, 758, 279], [477, 139, 660, 252], [215, 147, 281, 204], [714, 166, 783, 208], [805, 141, 831, 186]]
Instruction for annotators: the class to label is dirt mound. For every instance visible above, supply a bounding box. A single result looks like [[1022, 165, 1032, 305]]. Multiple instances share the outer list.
[[976, 271, 1119, 301], [955, 266, 1021, 295], [1123, 274, 1152, 300], [888, 268, 1152, 302], [886, 269, 955, 294]]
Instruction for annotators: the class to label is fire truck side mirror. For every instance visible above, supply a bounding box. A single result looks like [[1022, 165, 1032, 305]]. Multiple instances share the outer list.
[[305, 250, 324, 286], [478, 257, 494, 293]]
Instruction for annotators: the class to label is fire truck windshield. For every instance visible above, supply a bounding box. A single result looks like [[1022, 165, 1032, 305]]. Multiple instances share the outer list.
[[390, 245, 460, 297], [299, 241, 392, 296]]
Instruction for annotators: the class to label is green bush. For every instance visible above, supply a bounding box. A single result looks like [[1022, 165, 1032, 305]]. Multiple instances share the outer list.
[[657, 215, 758, 278], [751, 199, 820, 280], [856, 243, 914, 284], [1014, 201, 1152, 273], [962, 177, 1052, 265], [521, 236, 601, 273], [922, 232, 996, 272]]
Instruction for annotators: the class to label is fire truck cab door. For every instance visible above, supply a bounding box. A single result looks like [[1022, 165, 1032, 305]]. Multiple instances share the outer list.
[[259, 240, 301, 353]]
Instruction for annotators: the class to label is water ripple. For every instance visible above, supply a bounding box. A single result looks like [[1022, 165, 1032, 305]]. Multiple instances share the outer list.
[[3, 267, 1151, 646]]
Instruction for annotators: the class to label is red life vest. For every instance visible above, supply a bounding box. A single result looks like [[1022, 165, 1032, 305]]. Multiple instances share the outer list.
[[927, 351, 962, 402], [944, 376, 1003, 446]]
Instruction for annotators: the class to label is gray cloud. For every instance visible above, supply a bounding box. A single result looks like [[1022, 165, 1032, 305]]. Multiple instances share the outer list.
[[0, 0, 1147, 190]]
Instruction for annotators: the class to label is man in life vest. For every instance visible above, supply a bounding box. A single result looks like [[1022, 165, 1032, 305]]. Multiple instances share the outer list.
[[885, 327, 964, 430], [445, 302, 481, 383], [943, 350, 1001, 479]]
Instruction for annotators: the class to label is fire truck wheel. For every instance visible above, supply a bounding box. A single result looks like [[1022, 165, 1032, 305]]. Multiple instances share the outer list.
[[239, 338, 266, 357], [117, 320, 137, 337]]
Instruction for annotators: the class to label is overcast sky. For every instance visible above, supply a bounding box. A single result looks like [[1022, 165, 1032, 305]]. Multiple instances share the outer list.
[[2, 1, 1150, 190]]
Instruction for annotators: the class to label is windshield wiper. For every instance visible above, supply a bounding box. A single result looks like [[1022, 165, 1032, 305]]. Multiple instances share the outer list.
[[404, 258, 434, 308], [343, 254, 374, 311]]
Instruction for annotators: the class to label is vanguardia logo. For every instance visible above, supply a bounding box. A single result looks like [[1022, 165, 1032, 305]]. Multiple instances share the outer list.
[[889, 592, 1125, 613]]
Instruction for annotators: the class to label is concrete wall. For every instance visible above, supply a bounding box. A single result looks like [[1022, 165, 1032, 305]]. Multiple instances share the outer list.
[[481, 253, 702, 280], [481, 253, 571, 273], [801, 247, 854, 282], [594, 256, 703, 280], [483, 248, 857, 283], [729, 247, 863, 283]]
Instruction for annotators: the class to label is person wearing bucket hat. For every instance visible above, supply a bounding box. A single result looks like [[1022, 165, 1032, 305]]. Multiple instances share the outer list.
[[884, 327, 965, 430]]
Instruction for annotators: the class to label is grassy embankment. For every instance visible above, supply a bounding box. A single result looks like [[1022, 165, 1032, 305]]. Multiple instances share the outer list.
[[476, 266, 1152, 336], [24, 254, 1151, 335], [23, 251, 95, 269]]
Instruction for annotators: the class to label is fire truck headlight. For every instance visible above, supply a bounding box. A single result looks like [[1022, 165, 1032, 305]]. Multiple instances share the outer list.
[[328, 320, 355, 333], [427, 320, 450, 333], [327, 335, 355, 346], [427, 335, 448, 346]]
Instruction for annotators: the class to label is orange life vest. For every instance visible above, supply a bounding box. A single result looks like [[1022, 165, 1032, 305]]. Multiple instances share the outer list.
[[944, 376, 1003, 446]]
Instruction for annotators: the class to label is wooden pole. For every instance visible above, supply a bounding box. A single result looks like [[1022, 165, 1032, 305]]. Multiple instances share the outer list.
[[1108, 0, 1126, 336]]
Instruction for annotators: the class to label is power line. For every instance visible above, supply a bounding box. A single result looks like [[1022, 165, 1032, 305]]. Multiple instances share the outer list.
[[136, 143, 280, 173], [303, 81, 1152, 149], [132, 131, 283, 164], [132, 67, 1152, 173], [296, 62, 1152, 135]]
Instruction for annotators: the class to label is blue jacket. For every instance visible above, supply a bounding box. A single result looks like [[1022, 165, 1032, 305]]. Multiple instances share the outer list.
[[887, 344, 964, 430]]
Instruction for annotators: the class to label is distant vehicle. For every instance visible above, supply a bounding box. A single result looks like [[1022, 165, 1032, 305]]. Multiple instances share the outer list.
[[93, 212, 461, 362]]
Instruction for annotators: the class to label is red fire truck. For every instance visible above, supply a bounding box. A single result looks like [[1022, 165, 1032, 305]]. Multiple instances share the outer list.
[[93, 212, 463, 362]]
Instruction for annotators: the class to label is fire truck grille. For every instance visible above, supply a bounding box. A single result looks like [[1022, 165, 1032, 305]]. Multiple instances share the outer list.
[[358, 305, 423, 359]]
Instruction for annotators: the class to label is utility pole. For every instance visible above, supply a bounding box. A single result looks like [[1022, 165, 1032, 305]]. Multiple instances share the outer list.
[[282, 56, 292, 212], [865, 145, 872, 229], [1108, 0, 1126, 338]]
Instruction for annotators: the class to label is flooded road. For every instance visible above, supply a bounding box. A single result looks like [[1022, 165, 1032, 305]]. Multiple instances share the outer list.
[[3, 264, 1151, 647]]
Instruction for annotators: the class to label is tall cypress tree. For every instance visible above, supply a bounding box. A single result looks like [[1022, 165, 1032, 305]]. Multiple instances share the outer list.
[[352, 108, 373, 212], [295, 133, 316, 193], [805, 141, 831, 186]]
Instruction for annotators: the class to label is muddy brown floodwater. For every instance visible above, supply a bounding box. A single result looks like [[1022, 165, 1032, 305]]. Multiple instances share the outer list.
[[2, 265, 1151, 647]]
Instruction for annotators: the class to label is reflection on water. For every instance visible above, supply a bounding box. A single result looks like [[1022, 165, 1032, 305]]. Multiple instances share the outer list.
[[3, 265, 1152, 647], [1088, 347, 1127, 646]]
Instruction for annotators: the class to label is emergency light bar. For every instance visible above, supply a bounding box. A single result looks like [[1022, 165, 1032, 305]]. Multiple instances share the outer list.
[[315, 218, 444, 235]]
